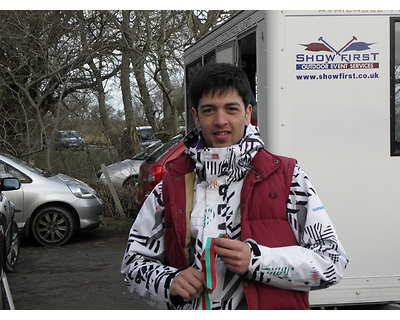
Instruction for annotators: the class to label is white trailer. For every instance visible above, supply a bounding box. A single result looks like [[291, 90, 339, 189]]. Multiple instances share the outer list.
[[183, 10, 400, 308]]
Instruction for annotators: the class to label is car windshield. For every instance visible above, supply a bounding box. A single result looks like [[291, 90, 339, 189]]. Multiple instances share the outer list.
[[59, 131, 79, 138], [145, 134, 184, 163], [132, 141, 162, 160], [0, 151, 55, 177]]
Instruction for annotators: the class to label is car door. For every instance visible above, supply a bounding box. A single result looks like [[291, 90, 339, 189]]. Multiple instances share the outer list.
[[0, 162, 25, 228]]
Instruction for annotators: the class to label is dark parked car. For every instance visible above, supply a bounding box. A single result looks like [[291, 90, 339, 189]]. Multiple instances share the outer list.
[[56, 130, 84, 150], [0, 174, 21, 273], [135, 135, 185, 209], [136, 126, 160, 148]]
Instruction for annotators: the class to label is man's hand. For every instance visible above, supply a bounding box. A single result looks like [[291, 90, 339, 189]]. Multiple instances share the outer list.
[[170, 267, 206, 300], [213, 238, 251, 275]]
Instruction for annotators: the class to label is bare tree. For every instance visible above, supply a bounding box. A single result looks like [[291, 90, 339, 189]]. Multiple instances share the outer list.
[[76, 11, 124, 156], [0, 10, 233, 165], [0, 11, 86, 165], [114, 10, 231, 144]]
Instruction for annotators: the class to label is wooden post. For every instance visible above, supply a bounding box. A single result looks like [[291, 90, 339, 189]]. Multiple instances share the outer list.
[[101, 164, 125, 219]]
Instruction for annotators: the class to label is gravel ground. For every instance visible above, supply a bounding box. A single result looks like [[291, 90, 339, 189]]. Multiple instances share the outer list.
[[6, 218, 154, 310]]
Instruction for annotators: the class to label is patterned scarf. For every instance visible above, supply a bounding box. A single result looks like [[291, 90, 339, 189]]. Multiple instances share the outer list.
[[184, 124, 264, 183]]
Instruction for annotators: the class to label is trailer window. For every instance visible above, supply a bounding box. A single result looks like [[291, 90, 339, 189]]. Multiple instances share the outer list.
[[185, 53, 217, 132], [238, 31, 257, 125], [204, 51, 216, 65], [391, 19, 400, 155], [185, 59, 203, 132]]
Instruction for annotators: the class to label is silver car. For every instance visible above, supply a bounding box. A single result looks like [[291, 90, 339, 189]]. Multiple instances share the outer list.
[[0, 152, 103, 246], [98, 140, 162, 188]]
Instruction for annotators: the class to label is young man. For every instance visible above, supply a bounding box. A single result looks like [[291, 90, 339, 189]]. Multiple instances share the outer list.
[[121, 63, 348, 310]]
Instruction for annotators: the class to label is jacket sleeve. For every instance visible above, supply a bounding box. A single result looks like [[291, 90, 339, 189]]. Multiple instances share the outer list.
[[244, 164, 348, 291], [121, 182, 181, 309]]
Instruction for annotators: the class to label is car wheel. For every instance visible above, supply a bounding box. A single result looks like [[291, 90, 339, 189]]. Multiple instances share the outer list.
[[123, 176, 138, 188], [31, 206, 75, 246], [4, 221, 19, 272]]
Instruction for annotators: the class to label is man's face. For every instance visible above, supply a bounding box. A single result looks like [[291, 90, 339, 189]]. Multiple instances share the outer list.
[[192, 88, 252, 148]]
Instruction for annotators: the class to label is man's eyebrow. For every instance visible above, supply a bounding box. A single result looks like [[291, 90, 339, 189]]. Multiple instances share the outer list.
[[225, 101, 241, 106], [199, 103, 215, 109], [199, 101, 241, 109]]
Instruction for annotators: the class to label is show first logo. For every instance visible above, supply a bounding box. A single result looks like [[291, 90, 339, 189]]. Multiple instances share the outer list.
[[296, 36, 379, 70]]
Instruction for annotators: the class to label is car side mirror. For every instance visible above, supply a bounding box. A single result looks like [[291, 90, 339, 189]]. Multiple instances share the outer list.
[[0, 177, 21, 191]]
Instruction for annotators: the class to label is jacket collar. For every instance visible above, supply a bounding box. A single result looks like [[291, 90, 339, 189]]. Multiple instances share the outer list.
[[165, 152, 195, 176], [166, 148, 283, 181], [247, 149, 283, 181]]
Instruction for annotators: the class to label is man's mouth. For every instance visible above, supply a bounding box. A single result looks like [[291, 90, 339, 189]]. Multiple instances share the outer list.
[[214, 131, 229, 136]]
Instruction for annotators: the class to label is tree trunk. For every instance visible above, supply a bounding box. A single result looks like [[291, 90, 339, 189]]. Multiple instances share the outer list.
[[120, 50, 140, 158], [89, 59, 123, 157]]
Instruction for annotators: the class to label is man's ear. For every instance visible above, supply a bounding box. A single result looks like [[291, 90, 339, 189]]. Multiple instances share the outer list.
[[192, 107, 201, 128], [245, 104, 252, 125]]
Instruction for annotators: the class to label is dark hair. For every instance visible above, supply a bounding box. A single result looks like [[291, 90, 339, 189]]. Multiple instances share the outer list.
[[188, 63, 252, 110]]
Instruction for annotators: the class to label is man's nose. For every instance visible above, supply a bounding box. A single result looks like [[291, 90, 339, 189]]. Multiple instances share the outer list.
[[214, 110, 228, 126]]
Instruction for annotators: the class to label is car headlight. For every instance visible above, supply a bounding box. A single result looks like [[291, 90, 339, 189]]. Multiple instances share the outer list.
[[68, 185, 95, 199]]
